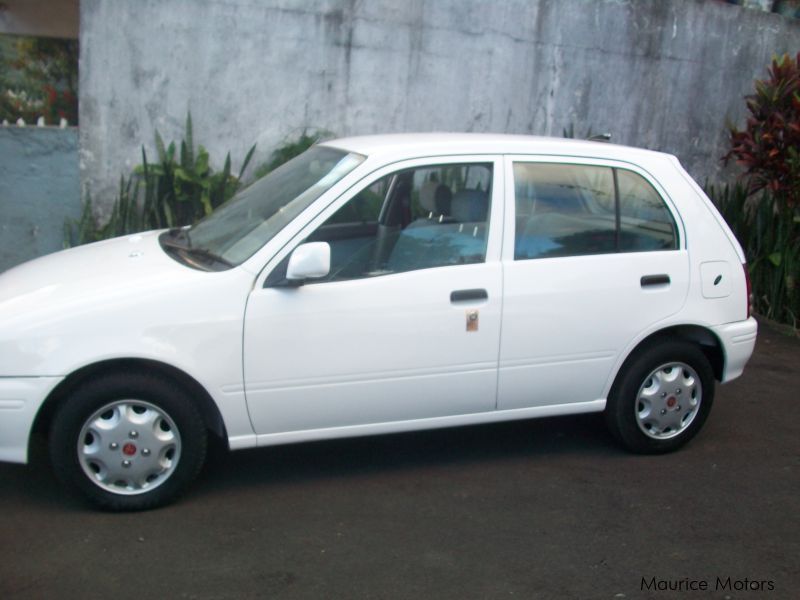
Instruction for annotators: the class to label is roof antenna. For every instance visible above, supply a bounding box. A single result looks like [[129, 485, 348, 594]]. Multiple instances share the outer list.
[[588, 133, 612, 142]]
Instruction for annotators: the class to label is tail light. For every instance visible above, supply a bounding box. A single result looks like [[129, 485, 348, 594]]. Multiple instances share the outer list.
[[743, 263, 753, 318]]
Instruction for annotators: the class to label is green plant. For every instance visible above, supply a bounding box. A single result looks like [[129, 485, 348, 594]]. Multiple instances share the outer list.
[[65, 113, 255, 246], [64, 126, 332, 247], [718, 52, 800, 328], [708, 183, 799, 327], [135, 113, 255, 228], [725, 52, 800, 206]]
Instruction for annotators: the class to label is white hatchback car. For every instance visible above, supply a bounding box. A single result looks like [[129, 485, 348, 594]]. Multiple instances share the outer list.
[[0, 134, 757, 510]]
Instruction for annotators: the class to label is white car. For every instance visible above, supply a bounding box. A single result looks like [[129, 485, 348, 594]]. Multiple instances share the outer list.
[[0, 134, 757, 510]]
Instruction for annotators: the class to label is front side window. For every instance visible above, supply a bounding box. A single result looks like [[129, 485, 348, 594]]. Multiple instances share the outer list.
[[298, 162, 493, 283], [513, 162, 677, 260]]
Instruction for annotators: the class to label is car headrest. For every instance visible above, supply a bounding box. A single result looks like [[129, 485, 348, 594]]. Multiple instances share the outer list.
[[419, 181, 440, 214], [451, 189, 488, 222], [419, 182, 453, 216]]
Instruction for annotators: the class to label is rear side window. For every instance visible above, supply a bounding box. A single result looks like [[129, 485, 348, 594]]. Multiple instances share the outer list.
[[514, 163, 616, 259], [513, 162, 677, 260]]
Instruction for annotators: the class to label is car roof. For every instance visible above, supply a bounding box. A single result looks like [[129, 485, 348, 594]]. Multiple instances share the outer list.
[[320, 133, 675, 164]]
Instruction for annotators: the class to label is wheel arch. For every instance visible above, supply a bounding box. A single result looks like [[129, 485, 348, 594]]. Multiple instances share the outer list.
[[610, 325, 725, 395], [31, 358, 228, 450]]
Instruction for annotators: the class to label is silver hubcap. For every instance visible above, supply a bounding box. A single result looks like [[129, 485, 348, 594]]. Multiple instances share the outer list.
[[78, 400, 181, 495], [635, 362, 701, 440]]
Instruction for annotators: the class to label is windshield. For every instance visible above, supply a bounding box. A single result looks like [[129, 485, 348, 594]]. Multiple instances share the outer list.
[[178, 146, 364, 266]]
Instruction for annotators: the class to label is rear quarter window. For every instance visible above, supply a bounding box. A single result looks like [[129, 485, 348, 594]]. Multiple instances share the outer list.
[[616, 169, 678, 252]]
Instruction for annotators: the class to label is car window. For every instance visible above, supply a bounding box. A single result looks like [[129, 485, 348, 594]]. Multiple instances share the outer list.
[[513, 162, 677, 260], [186, 146, 364, 265], [513, 163, 616, 259], [303, 162, 493, 282], [617, 169, 678, 251]]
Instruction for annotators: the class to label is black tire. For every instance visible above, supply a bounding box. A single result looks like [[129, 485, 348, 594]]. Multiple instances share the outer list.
[[605, 340, 715, 454], [49, 373, 207, 511]]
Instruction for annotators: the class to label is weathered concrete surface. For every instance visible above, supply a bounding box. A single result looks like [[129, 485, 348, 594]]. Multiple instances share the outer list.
[[0, 128, 80, 272], [79, 0, 800, 212], [0, 322, 797, 598]]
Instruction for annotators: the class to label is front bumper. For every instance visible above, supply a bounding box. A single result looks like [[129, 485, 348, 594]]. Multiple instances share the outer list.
[[712, 317, 758, 383], [0, 376, 63, 463]]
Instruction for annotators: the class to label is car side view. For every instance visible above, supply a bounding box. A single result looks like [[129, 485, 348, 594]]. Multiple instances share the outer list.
[[0, 134, 758, 510]]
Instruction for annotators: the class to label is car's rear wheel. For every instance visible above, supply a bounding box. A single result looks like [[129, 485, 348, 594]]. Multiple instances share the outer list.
[[605, 340, 715, 454], [49, 374, 207, 510]]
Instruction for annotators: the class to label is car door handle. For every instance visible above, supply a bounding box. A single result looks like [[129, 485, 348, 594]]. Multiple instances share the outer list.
[[640, 274, 671, 287], [450, 288, 488, 303]]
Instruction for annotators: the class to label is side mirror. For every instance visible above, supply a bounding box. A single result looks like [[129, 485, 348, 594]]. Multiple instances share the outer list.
[[285, 242, 331, 283]]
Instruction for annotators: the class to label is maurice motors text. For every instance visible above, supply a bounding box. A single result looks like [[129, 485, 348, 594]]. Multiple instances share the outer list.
[[641, 576, 775, 592]]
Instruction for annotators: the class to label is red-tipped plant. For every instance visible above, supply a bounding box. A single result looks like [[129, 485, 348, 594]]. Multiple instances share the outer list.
[[726, 52, 800, 207]]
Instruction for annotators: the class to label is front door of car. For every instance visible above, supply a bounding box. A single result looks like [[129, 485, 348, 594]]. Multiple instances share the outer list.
[[243, 156, 503, 437], [497, 157, 690, 410]]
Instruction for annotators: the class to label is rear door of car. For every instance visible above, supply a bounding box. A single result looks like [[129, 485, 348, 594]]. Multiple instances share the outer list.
[[497, 155, 690, 411]]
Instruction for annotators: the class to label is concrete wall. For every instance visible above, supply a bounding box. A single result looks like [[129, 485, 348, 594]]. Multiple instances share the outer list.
[[0, 127, 80, 272], [79, 0, 800, 211]]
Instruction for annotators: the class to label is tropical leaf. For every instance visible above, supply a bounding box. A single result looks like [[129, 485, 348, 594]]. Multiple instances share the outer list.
[[201, 189, 213, 215], [155, 132, 167, 163], [196, 146, 209, 175], [184, 111, 194, 166], [239, 143, 256, 179]]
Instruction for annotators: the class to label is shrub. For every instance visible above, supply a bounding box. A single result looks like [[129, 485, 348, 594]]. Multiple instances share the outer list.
[[718, 52, 800, 328], [64, 124, 331, 247], [65, 113, 255, 246], [709, 184, 799, 326], [134, 112, 255, 228], [725, 52, 800, 207], [64, 175, 142, 244]]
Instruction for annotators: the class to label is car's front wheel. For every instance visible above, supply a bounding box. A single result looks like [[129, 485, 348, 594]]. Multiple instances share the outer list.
[[49, 373, 207, 510], [605, 340, 715, 454]]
